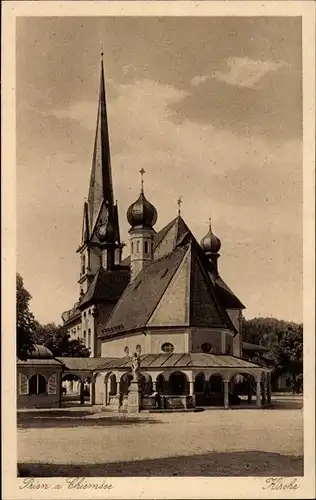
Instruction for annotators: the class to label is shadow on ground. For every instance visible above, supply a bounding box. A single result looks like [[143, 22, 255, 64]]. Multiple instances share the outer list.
[[17, 413, 160, 429], [18, 451, 303, 477]]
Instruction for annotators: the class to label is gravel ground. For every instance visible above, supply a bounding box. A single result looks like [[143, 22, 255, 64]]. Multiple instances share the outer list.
[[17, 406, 303, 477]]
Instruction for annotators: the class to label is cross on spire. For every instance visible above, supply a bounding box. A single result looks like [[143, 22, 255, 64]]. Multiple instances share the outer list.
[[140, 168, 146, 193], [177, 197, 182, 216]]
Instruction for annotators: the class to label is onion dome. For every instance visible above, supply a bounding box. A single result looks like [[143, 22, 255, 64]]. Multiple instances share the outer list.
[[28, 344, 54, 359], [200, 219, 221, 254], [127, 168, 157, 228], [127, 191, 157, 228]]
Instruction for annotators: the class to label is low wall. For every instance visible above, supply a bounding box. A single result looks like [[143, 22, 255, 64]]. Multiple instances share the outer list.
[[17, 393, 61, 409], [142, 394, 195, 410]]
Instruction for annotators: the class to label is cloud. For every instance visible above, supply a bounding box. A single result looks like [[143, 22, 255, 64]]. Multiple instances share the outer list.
[[212, 57, 289, 89], [190, 75, 210, 86], [190, 57, 289, 90]]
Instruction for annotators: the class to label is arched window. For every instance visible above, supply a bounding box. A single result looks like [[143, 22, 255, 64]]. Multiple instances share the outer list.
[[131, 241, 134, 253], [81, 254, 86, 274], [124, 346, 130, 356], [136, 241, 140, 253], [161, 342, 174, 353], [88, 329, 91, 348], [83, 330, 87, 345], [29, 374, 47, 395], [136, 344, 141, 355], [144, 241, 149, 253], [201, 343, 213, 353]]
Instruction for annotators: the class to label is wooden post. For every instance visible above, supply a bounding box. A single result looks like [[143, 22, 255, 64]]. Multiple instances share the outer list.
[[256, 379, 261, 407], [262, 374, 267, 407], [267, 373, 272, 404], [224, 379, 229, 409], [80, 381, 85, 405], [90, 381, 95, 405]]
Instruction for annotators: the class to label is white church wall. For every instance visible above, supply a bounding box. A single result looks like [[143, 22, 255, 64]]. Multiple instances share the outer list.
[[67, 319, 81, 342], [100, 333, 148, 358], [226, 332, 234, 354], [226, 310, 242, 357], [148, 329, 189, 353], [233, 333, 242, 357]]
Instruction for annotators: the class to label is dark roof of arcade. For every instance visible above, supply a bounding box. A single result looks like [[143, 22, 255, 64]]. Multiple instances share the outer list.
[[57, 353, 267, 371]]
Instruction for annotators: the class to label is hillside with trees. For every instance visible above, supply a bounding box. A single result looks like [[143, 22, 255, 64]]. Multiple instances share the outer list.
[[242, 317, 303, 392]]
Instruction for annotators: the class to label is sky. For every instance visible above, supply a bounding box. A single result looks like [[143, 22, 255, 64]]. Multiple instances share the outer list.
[[16, 16, 303, 325]]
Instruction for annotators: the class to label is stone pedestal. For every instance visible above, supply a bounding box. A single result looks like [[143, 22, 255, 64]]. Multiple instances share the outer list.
[[127, 381, 141, 413]]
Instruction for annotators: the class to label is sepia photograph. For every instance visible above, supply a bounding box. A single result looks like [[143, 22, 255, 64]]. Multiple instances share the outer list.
[[2, 1, 315, 499]]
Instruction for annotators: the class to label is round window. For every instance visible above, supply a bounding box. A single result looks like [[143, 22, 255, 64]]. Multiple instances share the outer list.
[[161, 342, 174, 353], [201, 343, 213, 353]]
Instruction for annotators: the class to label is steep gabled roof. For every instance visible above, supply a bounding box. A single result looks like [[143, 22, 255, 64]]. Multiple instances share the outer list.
[[189, 243, 233, 329], [79, 266, 130, 308], [102, 240, 236, 338], [102, 245, 188, 336], [215, 276, 245, 310], [121, 216, 245, 311]]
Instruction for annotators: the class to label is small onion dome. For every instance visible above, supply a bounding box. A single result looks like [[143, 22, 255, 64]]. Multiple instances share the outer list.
[[28, 344, 54, 359], [96, 220, 116, 243], [200, 221, 221, 254], [127, 191, 157, 228]]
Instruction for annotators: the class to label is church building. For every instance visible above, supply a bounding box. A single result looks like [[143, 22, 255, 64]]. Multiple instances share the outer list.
[[59, 56, 271, 410], [17, 56, 271, 410]]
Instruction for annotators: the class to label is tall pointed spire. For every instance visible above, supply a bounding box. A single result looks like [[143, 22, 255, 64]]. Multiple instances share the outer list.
[[87, 53, 115, 235]]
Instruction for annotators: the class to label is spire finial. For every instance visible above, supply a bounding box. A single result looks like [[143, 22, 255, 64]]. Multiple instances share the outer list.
[[209, 216, 212, 230], [101, 43, 104, 60], [177, 197, 182, 216], [139, 168, 146, 193]]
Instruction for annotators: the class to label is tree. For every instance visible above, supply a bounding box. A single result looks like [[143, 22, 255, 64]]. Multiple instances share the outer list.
[[241, 317, 289, 346], [270, 323, 303, 392], [16, 273, 36, 360], [32, 323, 90, 357], [241, 317, 303, 391]]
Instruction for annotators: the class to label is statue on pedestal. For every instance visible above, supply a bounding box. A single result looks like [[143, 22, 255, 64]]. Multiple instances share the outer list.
[[131, 352, 141, 382]]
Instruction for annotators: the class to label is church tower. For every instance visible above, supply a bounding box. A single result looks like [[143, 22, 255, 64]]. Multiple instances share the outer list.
[[127, 169, 157, 281], [77, 54, 123, 296], [200, 218, 221, 274]]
